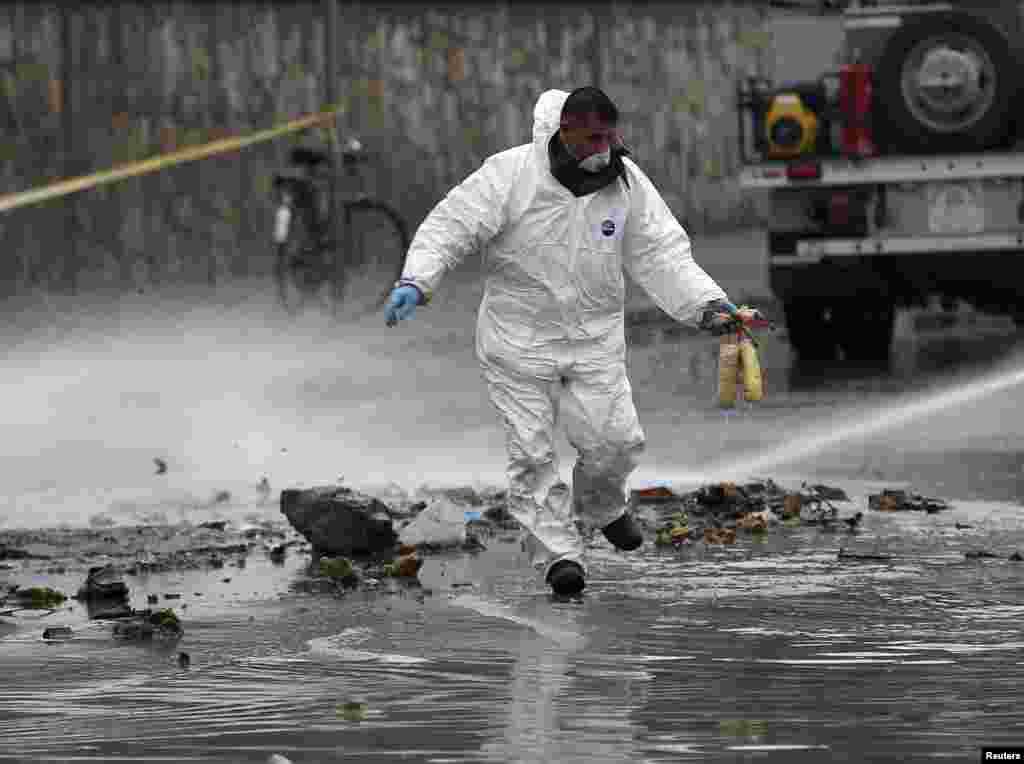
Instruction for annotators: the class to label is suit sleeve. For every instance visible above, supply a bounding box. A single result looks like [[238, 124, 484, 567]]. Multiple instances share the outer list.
[[621, 162, 728, 326], [397, 154, 513, 304]]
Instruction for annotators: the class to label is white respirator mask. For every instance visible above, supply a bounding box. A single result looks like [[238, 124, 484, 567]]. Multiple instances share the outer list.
[[578, 148, 612, 173]]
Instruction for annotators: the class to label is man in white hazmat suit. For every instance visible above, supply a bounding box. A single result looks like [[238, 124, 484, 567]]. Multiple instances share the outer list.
[[384, 86, 752, 596]]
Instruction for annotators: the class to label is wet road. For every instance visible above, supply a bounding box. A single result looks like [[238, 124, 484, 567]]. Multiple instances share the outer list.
[[1, 231, 1023, 761]]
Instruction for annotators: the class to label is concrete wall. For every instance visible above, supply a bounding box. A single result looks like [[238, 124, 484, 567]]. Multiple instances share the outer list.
[[0, 1, 774, 293]]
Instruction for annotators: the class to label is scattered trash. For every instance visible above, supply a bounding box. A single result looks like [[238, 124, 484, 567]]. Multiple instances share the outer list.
[[838, 550, 891, 562], [869, 489, 951, 513], [318, 557, 359, 586], [398, 499, 467, 549], [153, 458, 167, 475], [782, 494, 802, 519], [112, 608, 183, 642], [337, 701, 367, 721], [0, 546, 48, 561], [384, 552, 422, 579], [655, 511, 690, 547], [147, 594, 158, 605], [90, 603, 134, 620], [720, 719, 769, 737], [955, 522, 973, 530], [199, 521, 227, 532], [163, 593, 182, 600], [965, 550, 1001, 559], [462, 530, 487, 552], [75, 565, 129, 601], [1010, 551, 1022, 562], [632, 485, 677, 502], [704, 527, 737, 545], [843, 512, 864, 532], [267, 755, 294, 764], [482, 503, 520, 530], [42, 626, 72, 640], [464, 510, 482, 522], [10, 586, 67, 609], [736, 510, 771, 532], [178, 651, 190, 669], [268, 544, 287, 561], [802, 483, 850, 502]]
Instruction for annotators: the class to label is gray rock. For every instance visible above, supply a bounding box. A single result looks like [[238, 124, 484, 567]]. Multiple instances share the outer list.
[[75, 564, 129, 601], [281, 486, 398, 557]]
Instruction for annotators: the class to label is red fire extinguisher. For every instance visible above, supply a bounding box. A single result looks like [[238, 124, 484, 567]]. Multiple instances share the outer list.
[[839, 63, 877, 158]]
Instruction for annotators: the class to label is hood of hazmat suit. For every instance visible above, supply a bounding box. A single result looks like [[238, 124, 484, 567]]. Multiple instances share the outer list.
[[398, 89, 727, 575]]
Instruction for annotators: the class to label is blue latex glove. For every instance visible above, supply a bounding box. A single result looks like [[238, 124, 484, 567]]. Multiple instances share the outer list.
[[385, 285, 421, 326]]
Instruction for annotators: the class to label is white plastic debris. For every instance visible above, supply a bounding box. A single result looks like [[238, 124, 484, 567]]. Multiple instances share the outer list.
[[398, 498, 467, 548]]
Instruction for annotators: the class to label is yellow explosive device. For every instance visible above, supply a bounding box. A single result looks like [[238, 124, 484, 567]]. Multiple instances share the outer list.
[[717, 306, 768, 408]]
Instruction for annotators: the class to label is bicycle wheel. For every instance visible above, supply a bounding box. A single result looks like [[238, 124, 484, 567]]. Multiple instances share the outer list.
[[330, 199, 410, 319], [273, 192, 331, 315]]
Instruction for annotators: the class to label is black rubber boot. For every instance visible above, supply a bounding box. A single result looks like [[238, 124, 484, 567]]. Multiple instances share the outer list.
[[546, 560, 586, 596], [602, 512, 644, 551]]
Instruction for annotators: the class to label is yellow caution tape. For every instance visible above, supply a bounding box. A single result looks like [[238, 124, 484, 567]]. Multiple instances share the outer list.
[[0, 109, 340, 214]]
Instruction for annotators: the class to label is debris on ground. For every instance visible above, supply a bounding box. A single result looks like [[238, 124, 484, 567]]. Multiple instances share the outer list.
[[633, 478, 857, 541], [8, 586, 68, 609], [654, 512, 690, 547], [75, 564, 129, 601], [318, 557, 360, 587], [336, 701, 368, 721], [383, 551, 422, 579], [843, 512, 864, 532], [42, 626, 73, 640], [280, 486, 397, 557], [397, 498, 467, 550], [720, 719, 769, 737], [736, 510, 771, 532], [869, 489, 951, 513], [704, 527, 737, 545], [837, 549, 892, 562], [111, 608, 183, 642], [965, 550, 1000, 559]]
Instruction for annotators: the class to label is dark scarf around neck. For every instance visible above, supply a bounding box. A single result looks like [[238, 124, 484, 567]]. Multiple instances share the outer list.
[[548, 131, 631, 197]]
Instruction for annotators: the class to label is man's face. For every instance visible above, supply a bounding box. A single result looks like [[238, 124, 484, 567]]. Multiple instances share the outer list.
[[559, 112, 619, 160]]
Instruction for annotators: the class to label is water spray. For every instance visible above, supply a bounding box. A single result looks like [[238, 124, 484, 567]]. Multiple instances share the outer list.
[[704, 351, 1024, 483]]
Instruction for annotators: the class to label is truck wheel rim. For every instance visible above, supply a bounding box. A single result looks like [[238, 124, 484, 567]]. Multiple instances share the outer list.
[[900, 34, 996, 133]]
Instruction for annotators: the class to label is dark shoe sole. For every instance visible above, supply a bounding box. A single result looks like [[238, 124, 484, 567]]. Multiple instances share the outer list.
[[546, 560, 585, 596], [602, 513, 643, 551]]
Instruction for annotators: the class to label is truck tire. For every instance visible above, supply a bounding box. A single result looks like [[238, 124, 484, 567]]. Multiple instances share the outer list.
[[783, 299, 839, 362], [874, 12, 1020, 154], [831, 302, 895, 364]]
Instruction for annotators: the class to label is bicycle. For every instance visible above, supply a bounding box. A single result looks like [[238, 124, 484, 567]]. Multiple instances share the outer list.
[[271, 138, 409, 317]]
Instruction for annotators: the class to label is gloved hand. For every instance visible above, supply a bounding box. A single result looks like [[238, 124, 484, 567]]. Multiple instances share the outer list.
[[698, 299, 742, 336], [698, 300, 772, 335], [385, 285, 422, 326]]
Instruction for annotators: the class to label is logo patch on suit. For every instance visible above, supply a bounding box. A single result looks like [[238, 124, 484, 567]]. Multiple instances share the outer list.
[[601, 219, 616, 237]]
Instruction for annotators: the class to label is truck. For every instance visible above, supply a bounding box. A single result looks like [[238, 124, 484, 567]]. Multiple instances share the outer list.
[[737, 0, 1024, 362]]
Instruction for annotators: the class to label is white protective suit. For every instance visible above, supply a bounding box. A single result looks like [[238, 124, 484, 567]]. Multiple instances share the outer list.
[[399, 89, 727, 576]]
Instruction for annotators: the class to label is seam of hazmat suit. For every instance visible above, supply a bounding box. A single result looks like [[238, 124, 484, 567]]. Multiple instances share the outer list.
[[397, 88, 728, 580]]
